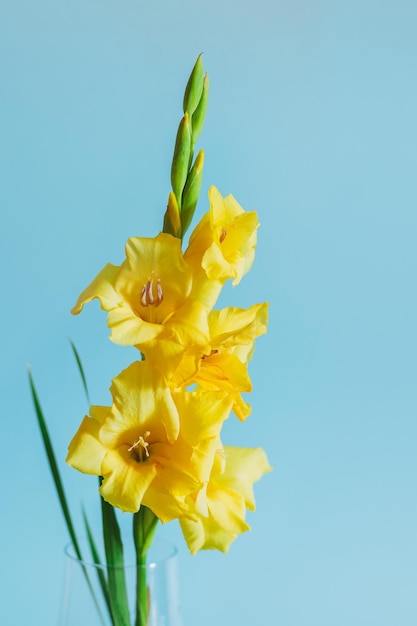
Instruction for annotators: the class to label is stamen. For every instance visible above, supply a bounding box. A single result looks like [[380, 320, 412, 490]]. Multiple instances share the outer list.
[[156, 280, 163, 305], [219, 229, 227, 243], [140, 284, 147, 307], [202, 349, 219, 360], [128, 430, 151, 462], [146, 279, 155, 305], [140, 273, 163, 308]]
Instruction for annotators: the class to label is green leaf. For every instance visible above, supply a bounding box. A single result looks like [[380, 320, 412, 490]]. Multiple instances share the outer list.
[[28, 369, 81, 561], [29, 369, 104, 623], [83, 507, 114, 625], [101, 493, 131, 626], [70, 340, 90, 405]]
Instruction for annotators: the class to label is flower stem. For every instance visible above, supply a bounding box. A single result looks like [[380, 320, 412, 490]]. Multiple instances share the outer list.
[[133, 507, 159, 626]]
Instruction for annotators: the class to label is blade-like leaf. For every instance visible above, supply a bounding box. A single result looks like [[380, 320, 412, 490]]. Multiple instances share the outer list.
[[29, 368, 105, 623], [101, 493, 131, 626], [28, 368, 81, 560], [83, 507, 114, 625], [70, 340, 91, 405]]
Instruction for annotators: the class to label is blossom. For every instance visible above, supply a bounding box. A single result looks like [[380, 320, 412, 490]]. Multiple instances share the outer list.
[[71, 232, 210, 352], [180, 445, 272, 554], [66, 361, 233, 520], [184, 186, 259, 308], [168, 302, 269, 420]]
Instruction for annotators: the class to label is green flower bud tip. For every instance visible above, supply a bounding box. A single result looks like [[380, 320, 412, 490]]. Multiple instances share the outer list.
[[191, 73, 209, 147], [181, 150, 205, 237], [183, 53, 205, 117], [163, 191, 181, 238], [171, 112, 191, 205]]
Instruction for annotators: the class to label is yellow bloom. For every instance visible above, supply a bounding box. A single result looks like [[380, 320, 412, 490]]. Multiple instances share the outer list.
[[71, 232, 210, 351], [66, 361, 233, 520], [180, 445, 272, 554], [170, 303, 269, 420], [184, 186, 259, 308]]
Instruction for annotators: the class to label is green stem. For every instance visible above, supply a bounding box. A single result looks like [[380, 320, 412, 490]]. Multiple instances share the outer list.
[[133, 507, 159, 626], [135, 550, 148, 626]]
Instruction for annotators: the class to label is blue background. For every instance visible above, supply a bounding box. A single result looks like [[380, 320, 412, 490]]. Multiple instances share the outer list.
[[1, 1, 416, 624]]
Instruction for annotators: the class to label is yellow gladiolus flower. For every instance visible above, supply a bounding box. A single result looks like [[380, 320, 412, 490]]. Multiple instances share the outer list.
[[180, 445, 272, 554], [184, 186, 259, 308], [71, 232, 210, 351], [169, 302, 269, 420], [66, 361, 233, 520]]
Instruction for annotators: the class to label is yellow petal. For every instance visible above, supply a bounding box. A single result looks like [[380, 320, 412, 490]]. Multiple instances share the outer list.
[[179, 444, 271, 553], [180, 484, 249, 554], [100, 449, 158, 513], [116, 234, 192, 326], [218, 446, 272, 510], [185, 186, 259, 296], [208, 303, 269, 351], [195, 352, 252, 393], [105, 361, 180, 445], [172, 389, 232, 444], [107, 302, 163, 346], [72, 233, 199, 350], [204, 186, 259, 285], [231, 393, 252, 421], [142, 299, 210, 380], [142, 489, 188, 523], [66, 410, 108, 475], [71, 264, 120, 315]]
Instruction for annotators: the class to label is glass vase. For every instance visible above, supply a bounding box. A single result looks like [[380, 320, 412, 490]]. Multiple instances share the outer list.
[[60, 539, 182, 626]]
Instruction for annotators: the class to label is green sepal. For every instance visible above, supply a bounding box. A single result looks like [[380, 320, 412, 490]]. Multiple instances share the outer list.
[[170, 112, 191, 206], [181, 150, 204, 238], [183, 53, 204, 116], [191, 73, 209, 147], [163, 191, 181, 238]]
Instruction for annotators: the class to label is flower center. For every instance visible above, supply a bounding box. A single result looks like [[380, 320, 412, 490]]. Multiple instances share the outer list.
[[201, 349, 219, 360], [128, 430, 151, 462], [140, 272, 163, 308]]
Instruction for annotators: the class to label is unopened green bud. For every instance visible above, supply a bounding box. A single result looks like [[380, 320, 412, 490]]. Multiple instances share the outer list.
[[163, 192, 181, 238], [181, 150, 204, 237], [183, 54, 205, 117], [191, 73, 209, 147], [171, 112, 191, 206]]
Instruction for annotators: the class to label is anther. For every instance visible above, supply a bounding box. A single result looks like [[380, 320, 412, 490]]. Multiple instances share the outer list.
[[219, 229, 227, 243], [202, 349, 219, 360], [156, 280, 163, 305], [146, 279, 155, 305], [128, 430, 151, 461], [140, 274, 164, 307], [140, 284, 148, 307]]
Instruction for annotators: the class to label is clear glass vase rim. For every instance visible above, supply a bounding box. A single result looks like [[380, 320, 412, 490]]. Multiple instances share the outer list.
[[64, 537, 178, 571]]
